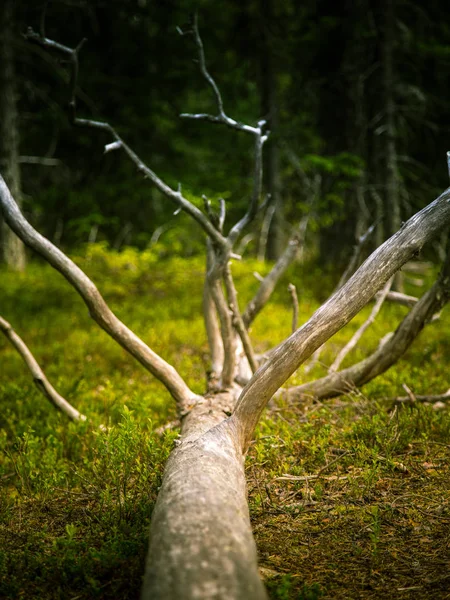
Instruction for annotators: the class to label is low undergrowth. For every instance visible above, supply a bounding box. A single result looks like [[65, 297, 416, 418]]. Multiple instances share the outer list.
[[0, 247, 449, 599]]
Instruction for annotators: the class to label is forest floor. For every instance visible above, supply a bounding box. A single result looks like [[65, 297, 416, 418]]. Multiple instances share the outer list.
[[0, 247, 449, 599]]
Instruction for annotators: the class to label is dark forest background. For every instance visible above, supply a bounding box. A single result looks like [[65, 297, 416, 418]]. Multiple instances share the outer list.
[[2, 0, 450, 266]]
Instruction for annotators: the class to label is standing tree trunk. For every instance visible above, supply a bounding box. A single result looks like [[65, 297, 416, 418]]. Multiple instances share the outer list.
[[260, 0, 283, 260], [0, 0, 26, 271], [382, 0, 402, 288], [383, 0, 400, 237]]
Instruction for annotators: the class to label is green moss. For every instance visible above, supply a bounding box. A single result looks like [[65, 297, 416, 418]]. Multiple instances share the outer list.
[[1, 249, 449, 599]]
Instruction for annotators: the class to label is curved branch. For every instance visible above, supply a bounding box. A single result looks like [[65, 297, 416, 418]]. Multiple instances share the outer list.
[[0, 315, 85, 421], [228, 129, 266, 245], [287, 273, 450, 402], [24, 28, 227, 250], [0, 176, 197, 409], [231, 188, 450, 449], [329, 276, 393, 372]]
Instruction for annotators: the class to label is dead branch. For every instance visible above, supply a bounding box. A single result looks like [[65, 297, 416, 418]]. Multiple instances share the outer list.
[[402, 383, 417, 402], [179, 14, 260, 137], [178, 14, 266, 245], [231, 187, 450, 449], [206, 255, 236, 388], [287, 245, 450, 403], [223, 264, 257, 373], [329, 276, 393, 372], [305, 220, 380, 373], [0, 315, 85, 420], [0, 176, 198, 410], [203, 245, 224, 386], [337, 220, 379, 289], [288, 284, 299, 333], [257, 202, 275, 261], [243, 216, 308, 328], [24, 27, 228, 250], [393, 389, 450, 404], [377, 290, 418, 307]]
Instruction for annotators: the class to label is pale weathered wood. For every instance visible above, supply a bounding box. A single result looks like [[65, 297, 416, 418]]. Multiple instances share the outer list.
[[288, 247, 450, 401], [0, 176, 198, 410], [232, 188, 450, 448], [142, 405, 267, 600], [0, 316, 85, 420], [329, 276, 393, 372]]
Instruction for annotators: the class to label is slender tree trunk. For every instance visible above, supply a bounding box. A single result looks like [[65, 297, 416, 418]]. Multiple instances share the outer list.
[[0, 0, 25, 271], [260, 0, 283, 260], [382, 0, 402, 288], [0, 0, 26, 270], [383, 0, 400, 237]]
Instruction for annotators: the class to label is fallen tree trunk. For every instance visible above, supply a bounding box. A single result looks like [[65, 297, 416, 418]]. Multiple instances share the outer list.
[[142, 392, 267, 600]]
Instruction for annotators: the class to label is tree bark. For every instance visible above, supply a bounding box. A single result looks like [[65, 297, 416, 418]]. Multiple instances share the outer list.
[[383, 0, 400, 238], [0, 0, 26, 270], [232, 188, 450, 448], [142, 393, 267, 600]]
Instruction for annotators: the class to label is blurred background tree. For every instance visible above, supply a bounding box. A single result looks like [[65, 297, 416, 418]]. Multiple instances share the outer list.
[[2, 0, 449, 269]]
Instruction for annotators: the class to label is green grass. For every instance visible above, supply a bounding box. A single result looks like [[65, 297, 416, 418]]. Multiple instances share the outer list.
[[1, 247, 449, 599]]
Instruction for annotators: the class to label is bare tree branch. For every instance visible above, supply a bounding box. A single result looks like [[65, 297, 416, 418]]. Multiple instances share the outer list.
[[0, 176, 198, 410], [336, 220, 379, 289], [179, 14, 260, 137], [203, 246, 224, 386], [305, 219, 379, 373], [257, 202, 275, 261], [393, 389, 450, 404], [227, 127, 266, 245], [231, 187, 450, 449], [177, 14, 266, 245], [205, 245, 236, 388], [288, 284, 299, 334], [24, 28, 228, 250], [243, 216, 308, 328], [377, 290, 418, 307], [223, 264, 257, 373], [287, 244, 450, 402], [329, 276, 393, 372], [0, 315, 85, 421]]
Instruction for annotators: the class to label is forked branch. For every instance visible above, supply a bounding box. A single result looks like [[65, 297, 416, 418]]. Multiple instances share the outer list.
[[231, 188, 450, 449], [288, 268, 450, 402], [179, 14, 266, 246], [0, 177, 198, 409], [24, 28, 227, 250]]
